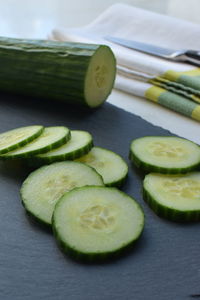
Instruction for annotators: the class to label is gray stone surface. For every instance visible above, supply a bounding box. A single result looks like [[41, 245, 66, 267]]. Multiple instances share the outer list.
[[0, 94, 199, 300]]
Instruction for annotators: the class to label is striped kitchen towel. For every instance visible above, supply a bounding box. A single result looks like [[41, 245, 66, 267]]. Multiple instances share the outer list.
[[50, 3, 200, 121]]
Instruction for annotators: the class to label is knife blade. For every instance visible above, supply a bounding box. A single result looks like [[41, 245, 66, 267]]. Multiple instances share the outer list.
[[105, 35, 200, 66]]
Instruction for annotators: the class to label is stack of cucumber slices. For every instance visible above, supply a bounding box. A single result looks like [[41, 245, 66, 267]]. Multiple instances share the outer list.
[[0, 125, 144, 261], [129, 136, 200, 222]]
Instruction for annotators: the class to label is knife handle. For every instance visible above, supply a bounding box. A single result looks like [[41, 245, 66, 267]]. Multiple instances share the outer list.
[[185, 50, 200, 66]]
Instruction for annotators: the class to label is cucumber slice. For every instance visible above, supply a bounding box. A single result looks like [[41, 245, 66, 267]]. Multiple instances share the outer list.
[[32, 130, 93, 165], [20, 161, 104, 226], [130, 136, 200, 174], [1, 126, 70, 159], [76, 147, 128, 187], [0, 125, 43, 154], [52, 186, 144, 261], [143, 172, 200, 222]]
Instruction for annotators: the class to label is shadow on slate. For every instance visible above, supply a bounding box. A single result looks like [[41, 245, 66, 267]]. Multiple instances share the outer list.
[[0, 92, 200, 300]]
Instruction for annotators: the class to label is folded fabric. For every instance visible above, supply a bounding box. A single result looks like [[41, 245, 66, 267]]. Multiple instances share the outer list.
[[50, 3, 200, 121]]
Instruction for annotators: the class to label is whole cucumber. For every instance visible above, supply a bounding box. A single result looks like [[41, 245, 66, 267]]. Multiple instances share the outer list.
[[0, 37, 116, 107]]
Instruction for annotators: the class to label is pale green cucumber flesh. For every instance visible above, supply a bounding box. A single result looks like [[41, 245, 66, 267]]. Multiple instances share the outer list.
[[0, 37, 116, 107], [130, 136, 200, 174], [32, 130, 93, 165], [20, 161, 104, 226], [76, 147, 128, 187], [1, 126, 70, 159], [0, 125, 44, 154], [52, 186, 144, 260], [84, 45, 116, 107], [143, 172, 200, 221]]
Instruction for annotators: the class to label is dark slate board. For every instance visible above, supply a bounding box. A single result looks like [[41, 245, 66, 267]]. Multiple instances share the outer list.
[[0, 94, 199, 300]]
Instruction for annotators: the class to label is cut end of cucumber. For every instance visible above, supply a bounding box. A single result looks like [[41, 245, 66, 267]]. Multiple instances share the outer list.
[[84, 45, 116, 107]]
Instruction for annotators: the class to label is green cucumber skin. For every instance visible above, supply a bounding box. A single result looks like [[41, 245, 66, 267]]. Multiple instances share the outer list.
[[1, 128, 71, 159], [23, 203, 52, 228], [129, 150, 200, 174], [105, 173, 128, 188], [20, 168, 53, 228], [0, 126, 44, 154], [52, 222, 143, 262], [143, 187, 200, 222], [52, 186, 145, 262], [20, 161, 105, 226], [0, 37, 115, 107], [96, 147, 128, 188], [28, 139, 93, 168], [77, 146, 128, 187]]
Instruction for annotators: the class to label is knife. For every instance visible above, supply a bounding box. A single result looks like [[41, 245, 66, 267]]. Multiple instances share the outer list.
[[105, 35, 200, 66]]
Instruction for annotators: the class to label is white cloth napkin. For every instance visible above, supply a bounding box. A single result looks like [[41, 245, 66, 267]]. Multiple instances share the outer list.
[[50, 3, 200, 99]]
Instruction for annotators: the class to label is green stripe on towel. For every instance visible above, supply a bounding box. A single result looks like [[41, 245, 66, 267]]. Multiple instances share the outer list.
[[149, 78, 200, 103], [145, 86, 200, 122], [164, 68, 200, 91], [165, 68, 200, 80], [158, 92, 196, 116], [148, 68, 200, 105], [177, 74, 200, 91]]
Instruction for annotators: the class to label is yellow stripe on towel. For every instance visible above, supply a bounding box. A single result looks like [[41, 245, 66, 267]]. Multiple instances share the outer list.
[[192, 106, 200, 121], [164, 68, 200, 81], [145, 86, 165, 102]]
